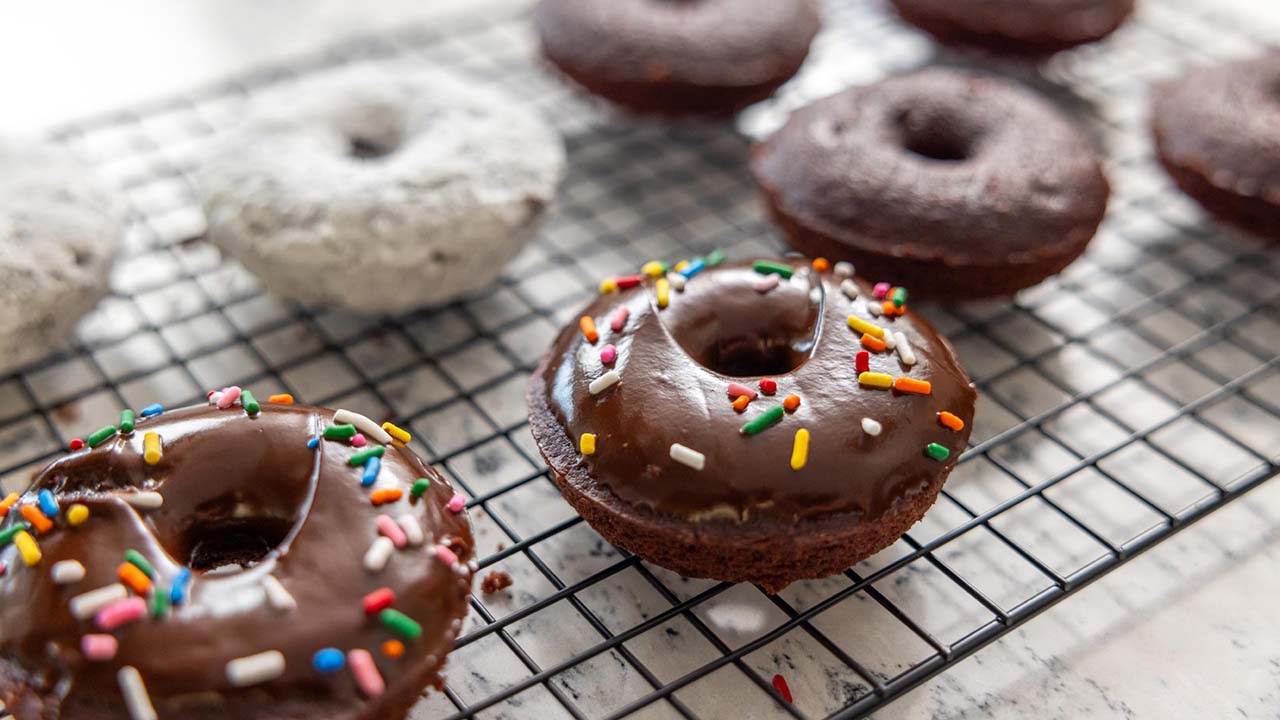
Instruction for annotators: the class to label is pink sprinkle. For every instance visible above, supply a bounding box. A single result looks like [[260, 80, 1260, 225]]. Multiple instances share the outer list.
[[351, 433, 367, 448], [348, 649, 384, 697], [727, 382, 758, 401], [610, 307, 629, 332], [376, 514, 408, 549], [0, 561, 6, 576], [216, 386, 242, 409], [434, 544, 459, 567], [447, 492, 466, 513], [753, 275, 780, 293], [600, 344, 617, 365], [81, 634, 118, 662], [96, 597, 147, 631], [873, 282, 891, 299]]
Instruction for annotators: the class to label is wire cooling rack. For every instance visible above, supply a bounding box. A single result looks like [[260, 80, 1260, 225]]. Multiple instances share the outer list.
[[1, 1, 1278, 718]]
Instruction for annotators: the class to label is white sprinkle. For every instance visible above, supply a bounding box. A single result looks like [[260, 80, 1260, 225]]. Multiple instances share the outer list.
[[70, 583, 129, 620], [333, 409, 393, 445], [588, 370, 620, 395], [883, 331, 896, 350], [753, 274, 780, 293], [894, 331, 917, 365], [364, 536, 396, 573], [261, 575, 296, 612], [208, 392, 222, 406], [669, 443, 706, 471], [120, 491, 163, 510], [666, 272, 686, 292], [841, 279, 859, 299], [118, 666, 157, 720], [834, 261, 855, 279], [226, 650, 286, 687], [861, 418, 883, 437], [397, 514, 425, 547], [51, 560, 86, 585], [866, 299, 882, 316]]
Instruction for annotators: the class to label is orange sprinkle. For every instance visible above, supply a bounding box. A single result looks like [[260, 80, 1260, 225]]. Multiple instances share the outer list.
[[894, 377, 932, 395], [861, 333, 887, 352], [882, 301, 898, 316], [118, 562, 152, 596], [20, 504, 53, 534], [267, 393, 295, 404], [382, 640, 405, 659], [938, 411, 965, 431], [732, 395, 751, 413], [370, 489, 404, 506], [0, 492, 18, 518], [812, 257, 831, 272], [783, 395, 801, 413], [579, 315, 599, 344]]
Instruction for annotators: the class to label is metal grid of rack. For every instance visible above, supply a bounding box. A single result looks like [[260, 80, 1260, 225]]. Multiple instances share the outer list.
[[1, 1, 1277, 718]]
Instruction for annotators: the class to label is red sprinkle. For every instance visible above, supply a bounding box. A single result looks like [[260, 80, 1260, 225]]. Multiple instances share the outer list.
[[610, 307, 630, 332], [727, 382, 758, 401], [615, 275, 643, 289], [362, 587, 395, 616], [772, 674, 793, 703], [600, 344, 617, 365], [759, 378, 777, 395], [855, 350, 870, 374], [69, 438, 85, 451]]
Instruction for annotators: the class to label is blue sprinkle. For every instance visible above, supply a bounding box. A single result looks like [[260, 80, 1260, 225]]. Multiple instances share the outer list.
[[313, 648, 345, 673], [307, 437, 320, 450], [140, 403, 164, 418], [679, 258, 706, 279], [361, 456, 381, 487], [170, 567, 191, 604], [37, 489, 59, 518]]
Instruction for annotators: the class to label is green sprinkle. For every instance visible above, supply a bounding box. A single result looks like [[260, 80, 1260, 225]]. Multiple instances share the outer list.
[[348, 446, 386, 467], [125, 549, 156, 578], [150, 585, 170, 618], [411, 478, 431, 498], [379, 608, 423, 640], [741, 405, 786, 436], [87, 425, 118, 448], [119, 409, 136, 434], [241, 390, 260, 415], [324, 424, 357, 440], [752, 260, 793, 279], [892, 287, 908, 308], [705, 248, 727, 267], [0, 522, 31, 547], [925, 443, 950, 461]]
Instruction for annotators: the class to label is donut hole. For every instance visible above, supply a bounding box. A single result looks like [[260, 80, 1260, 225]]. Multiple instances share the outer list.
[[347, 134, 401, 160], [698, 336, 804, 377], [183, 516, 295, 572], [894, 107, 977, 162]]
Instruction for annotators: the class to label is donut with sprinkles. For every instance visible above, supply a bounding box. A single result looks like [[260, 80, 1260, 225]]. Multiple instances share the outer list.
[[528, 254, 976, 592]]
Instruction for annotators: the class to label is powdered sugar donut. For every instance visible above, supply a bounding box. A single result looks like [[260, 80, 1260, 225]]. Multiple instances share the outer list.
[[0, 138, 125, 375], [198, 68, 566, 312]]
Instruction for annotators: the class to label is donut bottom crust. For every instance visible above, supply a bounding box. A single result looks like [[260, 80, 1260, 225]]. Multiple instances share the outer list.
[[889, 0, 1136, 56], [1154, 142, 1280, 244], [527, 372, 954, 595]]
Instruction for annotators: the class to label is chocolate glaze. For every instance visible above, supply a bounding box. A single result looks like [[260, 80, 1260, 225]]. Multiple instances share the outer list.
[[537, 259, 976, 524], [0, 403, 473, 719], [890, 0, 1135, 56]]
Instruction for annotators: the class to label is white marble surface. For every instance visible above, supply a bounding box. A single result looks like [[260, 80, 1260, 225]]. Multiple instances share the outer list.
[[0, 2, 1277, 720]]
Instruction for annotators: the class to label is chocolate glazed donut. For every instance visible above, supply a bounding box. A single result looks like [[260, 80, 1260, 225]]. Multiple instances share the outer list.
[[890, 0, 1136, 56], [753, 68, 1109, 299], [528, 257, 976, 592], [0, 401, 473, 720]]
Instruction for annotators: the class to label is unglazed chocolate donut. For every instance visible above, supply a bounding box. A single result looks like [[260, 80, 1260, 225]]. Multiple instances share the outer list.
[[534, 0, 822, 117], [752, 68, 1109, 299], [891, 0, 1136, 56], [0, 395, 473, 720], [1152, 54, 1280, 243], [528, 255, 976, 592]]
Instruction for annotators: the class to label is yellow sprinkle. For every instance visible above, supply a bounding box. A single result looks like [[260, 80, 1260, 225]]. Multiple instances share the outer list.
[[790, 429, 810, 471], [381, 422, 412, 444], [580, 433, 597, 455], [143, 432, 162, 466], [67, 504, 90, 527], [858, 371, 894, 388], [600, 279, 618, 294], [656, 278, 670, 309], [641, 261, 665, 277], [15, 530, 41, 566], [674, 260, 689, 272], [847, 315, 885, 339]]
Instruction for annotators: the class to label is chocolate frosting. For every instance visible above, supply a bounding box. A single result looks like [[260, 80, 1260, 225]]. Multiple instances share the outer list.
[[537, 259, 976, 523], [0, 403, 472, 717]]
